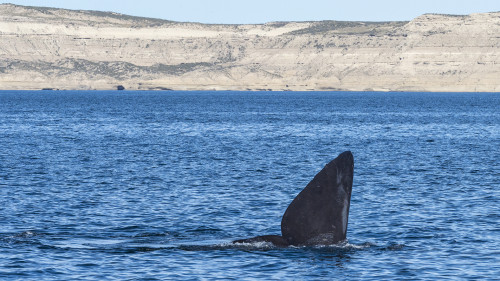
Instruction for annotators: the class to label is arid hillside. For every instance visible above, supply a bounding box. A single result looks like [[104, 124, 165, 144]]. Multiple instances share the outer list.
[[0, 4, 499, 91]]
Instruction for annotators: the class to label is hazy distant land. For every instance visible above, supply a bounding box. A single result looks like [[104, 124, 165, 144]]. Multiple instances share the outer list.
[[0, 4, 499, 91]]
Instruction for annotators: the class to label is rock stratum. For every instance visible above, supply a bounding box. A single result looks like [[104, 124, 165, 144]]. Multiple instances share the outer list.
[[0, 4, 499, 91]]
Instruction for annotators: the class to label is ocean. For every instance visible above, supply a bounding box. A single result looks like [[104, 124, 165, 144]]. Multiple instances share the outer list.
[[0, 91, 499, 280]]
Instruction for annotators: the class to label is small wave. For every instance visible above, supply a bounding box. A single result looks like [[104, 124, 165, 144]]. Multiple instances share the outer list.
[[225, 241, 277, 250], [132, 231, 171, 238], [180, 240, 377, 251], [50, 237, 130, 250], [186, 226, 223, 234], [311, 241, 374, 250], [0, 230, 46, 248], [385, 243, 405, 250], [117, 246, 170, 253], [12, 230, 39, 238], [3, 230, 43, 241]]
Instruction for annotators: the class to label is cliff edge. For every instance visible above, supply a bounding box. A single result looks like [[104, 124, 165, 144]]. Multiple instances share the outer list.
[[0, 4, 499, 91]]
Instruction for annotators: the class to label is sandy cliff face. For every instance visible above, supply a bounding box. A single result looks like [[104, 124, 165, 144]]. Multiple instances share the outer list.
[[0, 4, 498, 91]]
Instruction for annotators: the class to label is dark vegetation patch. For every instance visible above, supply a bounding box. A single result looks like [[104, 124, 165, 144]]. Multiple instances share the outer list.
[[3, 58, 213, 80], [7, 4, 173, 27], [287, 20, 408, 36]]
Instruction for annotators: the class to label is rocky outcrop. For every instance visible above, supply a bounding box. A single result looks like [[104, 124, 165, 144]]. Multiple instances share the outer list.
[[0, 4, 499, 91]]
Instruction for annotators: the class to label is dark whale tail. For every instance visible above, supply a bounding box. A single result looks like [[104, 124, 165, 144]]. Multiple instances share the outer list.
[[233, 151, 354, 247]]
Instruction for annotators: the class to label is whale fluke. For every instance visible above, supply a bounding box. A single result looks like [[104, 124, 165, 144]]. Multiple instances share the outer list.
[[233, 151, 354, 246]]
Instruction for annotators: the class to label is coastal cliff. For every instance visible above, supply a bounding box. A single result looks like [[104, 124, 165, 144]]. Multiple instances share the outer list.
[[0, 4, 499, 91]]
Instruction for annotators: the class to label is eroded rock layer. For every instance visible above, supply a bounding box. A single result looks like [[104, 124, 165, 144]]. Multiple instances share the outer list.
[[0, 4, 498, 91]]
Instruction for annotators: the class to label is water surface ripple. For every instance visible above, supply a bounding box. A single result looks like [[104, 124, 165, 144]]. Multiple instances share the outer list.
[[0, 91, 499, 280]]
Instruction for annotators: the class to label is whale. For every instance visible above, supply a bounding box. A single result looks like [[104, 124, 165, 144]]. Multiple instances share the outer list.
[[233, 151, 354, 246]]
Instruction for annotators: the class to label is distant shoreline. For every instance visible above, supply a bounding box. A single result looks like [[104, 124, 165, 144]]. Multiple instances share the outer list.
[[1, 4, 499, 92], [1, 89, 498, 94]]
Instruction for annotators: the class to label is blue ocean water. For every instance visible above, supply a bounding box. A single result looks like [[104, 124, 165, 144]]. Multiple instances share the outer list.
[[0, 91, 498, 280]]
